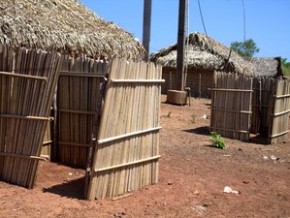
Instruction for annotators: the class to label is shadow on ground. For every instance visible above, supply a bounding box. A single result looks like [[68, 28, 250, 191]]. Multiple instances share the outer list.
[[43, 177, 85, 199], [183, 126, 210, 135], [249, 134, 269, 145]]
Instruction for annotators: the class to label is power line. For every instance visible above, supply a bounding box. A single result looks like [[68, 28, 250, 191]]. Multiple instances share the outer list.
[[241, 0, 246, 42], [197, 0, 207, 35]]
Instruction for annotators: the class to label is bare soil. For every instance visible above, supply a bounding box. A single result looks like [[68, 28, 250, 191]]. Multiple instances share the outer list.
[[1, 95, 290, 218]]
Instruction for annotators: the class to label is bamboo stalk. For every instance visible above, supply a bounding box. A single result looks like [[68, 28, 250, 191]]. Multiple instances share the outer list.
[[111, 79, 165, 83], [94, 156, 161, 173], [0, 152, 47, 161], [209, 88, 253, 92], [0, 71, 48, 81], [60, 72, 105, 78], [97, 127, 161, 144]]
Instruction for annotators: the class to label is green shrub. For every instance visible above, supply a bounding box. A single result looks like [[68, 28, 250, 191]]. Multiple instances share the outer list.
[[210, 132, 226, 150]]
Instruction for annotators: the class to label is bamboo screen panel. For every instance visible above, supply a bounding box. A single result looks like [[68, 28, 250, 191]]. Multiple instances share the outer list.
[[41, 118, 53, 160], [87, 58, 163, 200], [0, 45, 62, 188], [251, 77, 276, 135], [210, 72, 253, 141], [57, 57, 108, 168], [269, 78, 290, 144]]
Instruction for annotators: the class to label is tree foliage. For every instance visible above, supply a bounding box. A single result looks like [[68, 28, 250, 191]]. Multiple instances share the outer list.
[[230, 39, 260, 58], [282, 58, 290, 68], [282, 58, 290, 76]]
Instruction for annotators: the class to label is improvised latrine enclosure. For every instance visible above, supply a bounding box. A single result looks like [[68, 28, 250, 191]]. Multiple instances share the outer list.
[[0, 49, 163, 199], [210, 72, 290, 144], [1, 0, 162, 200], [56, 57, 163, 199], [150, 32, 255, 98]]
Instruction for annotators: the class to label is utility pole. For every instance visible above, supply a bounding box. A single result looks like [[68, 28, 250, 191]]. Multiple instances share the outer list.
[[143, 0, 152, 61], [176, 0, 188, 91], [241, 0, 246, 42]]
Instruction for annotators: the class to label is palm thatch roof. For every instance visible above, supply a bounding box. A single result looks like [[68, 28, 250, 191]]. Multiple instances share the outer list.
[[248, 57, 282, 77], [0, 0, 145, 59], [150, 32, 254, 75]]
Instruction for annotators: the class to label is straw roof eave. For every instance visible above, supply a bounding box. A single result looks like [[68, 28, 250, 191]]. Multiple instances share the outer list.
[[0, 0, 145, 59], [247, 57, 283, 77]]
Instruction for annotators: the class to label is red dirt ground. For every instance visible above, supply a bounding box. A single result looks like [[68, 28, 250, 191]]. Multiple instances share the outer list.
[[1, 95, 290, 218]]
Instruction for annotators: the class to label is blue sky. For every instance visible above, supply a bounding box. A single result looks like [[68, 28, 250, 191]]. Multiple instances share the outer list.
[[80, 0, 290, 61]]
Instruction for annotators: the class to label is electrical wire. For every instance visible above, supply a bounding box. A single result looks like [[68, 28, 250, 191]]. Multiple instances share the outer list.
[[241, 0, 246, 42], [197, 0, 207, 35]]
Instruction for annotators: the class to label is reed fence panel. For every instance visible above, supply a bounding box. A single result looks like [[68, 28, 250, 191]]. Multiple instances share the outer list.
[[41, 117, 53, 160], [251, 77, 276, 135], [210, 72, 253, 141], [86, 58, 163, 200], [0, 45, 62, 188], [57, 57, 108, 168], [269, 78, 290, 144]]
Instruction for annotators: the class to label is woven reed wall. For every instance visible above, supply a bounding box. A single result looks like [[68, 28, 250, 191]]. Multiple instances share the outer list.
[[0, 45, 62, 188], [251, 77, 276, 135], [161, 67, 213, 98], [87, 58, 162, 200], [57, 57, 108, 168], [210, 72, 252, 141], [211, 73, 290, 144], [41, 118, 53, 160], [269, 78, 290, 144]]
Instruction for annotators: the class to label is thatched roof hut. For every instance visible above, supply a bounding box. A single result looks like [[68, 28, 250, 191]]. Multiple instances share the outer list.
[[150, 32, 254, 75], [248, 57, 283, 77], [0, 0, 145, 59], [150, 32, 255, 97]]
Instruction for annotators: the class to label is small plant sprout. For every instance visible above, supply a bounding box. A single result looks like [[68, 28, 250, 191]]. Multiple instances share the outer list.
[[167, 111, 172, 118], [191, 114, 196, 124], [210, 132, 226, 150]]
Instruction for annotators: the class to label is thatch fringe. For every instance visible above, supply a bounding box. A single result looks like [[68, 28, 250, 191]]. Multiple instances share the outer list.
[[246, 57, 282, 77]]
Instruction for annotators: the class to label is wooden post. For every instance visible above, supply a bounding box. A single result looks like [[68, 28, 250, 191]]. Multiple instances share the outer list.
[[176, 0, 188, 91], [143, 0, 152, 61]]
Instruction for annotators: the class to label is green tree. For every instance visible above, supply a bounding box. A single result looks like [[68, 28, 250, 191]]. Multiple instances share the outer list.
[[230, 39, 260, 58], [282, 58, 290, 76], [282, 58, 290, 68]]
